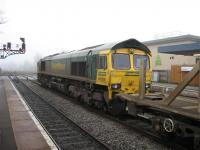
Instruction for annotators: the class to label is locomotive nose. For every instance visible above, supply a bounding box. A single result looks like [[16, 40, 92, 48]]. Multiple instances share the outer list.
[[120, 75, 139, 93]]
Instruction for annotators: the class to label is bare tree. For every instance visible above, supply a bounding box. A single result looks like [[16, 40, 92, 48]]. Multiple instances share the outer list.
[[34, 53, 42, 63]]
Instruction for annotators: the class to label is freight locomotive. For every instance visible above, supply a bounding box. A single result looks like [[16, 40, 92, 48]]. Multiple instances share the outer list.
[[37, 39, 152, 115]]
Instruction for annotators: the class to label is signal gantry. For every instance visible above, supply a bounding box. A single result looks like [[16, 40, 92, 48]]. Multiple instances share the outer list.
[[0, 38, 26, 59]]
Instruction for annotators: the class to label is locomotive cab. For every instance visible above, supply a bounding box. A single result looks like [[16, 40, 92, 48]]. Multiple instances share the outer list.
[[96, 48, 152, 104]]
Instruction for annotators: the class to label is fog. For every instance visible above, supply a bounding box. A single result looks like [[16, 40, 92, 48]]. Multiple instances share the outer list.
[[1, 0, 200, 72]]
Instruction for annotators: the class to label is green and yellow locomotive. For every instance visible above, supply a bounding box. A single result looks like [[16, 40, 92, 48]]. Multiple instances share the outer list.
[[37, 39, 152, 114]]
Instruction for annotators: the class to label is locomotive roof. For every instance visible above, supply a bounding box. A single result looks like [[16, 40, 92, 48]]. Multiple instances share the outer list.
[[41, 39, 150, 61]]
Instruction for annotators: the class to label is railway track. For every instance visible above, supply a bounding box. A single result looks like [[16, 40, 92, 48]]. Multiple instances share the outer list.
[[11, 76, 111, 150], [15, 76, 191, 150]]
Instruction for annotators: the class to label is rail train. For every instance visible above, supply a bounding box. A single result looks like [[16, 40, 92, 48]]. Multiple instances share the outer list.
[[37, 39, 152, 115]]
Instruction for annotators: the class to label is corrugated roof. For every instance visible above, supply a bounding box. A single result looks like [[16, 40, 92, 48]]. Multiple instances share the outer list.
[[158, 42, 200, 55], [143, 34, 200, 46]]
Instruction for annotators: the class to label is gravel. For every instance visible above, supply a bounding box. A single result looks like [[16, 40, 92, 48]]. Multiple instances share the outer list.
[[23, 80, 171, 150]]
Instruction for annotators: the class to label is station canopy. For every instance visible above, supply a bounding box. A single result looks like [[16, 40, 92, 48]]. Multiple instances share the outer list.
[[158, 42, 200, 56]]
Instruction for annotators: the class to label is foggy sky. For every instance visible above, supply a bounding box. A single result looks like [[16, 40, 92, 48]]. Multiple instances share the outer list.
[[0, 0, 200, 72]]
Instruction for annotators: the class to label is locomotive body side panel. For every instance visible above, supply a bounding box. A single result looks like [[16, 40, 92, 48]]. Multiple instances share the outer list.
[[51, 59, 66, 75]]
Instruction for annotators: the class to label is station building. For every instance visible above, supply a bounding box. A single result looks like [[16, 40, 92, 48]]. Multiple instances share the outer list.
[[143, 34, 200, 85]]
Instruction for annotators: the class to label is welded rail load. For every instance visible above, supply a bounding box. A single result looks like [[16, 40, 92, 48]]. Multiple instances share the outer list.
[[11, 77, 111, 150], [116, 58, 200, 150]]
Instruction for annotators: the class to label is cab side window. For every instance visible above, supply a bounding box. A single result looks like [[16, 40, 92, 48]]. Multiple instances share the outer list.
[[41, 61, 45, 71], [97, 55, 107, 69]]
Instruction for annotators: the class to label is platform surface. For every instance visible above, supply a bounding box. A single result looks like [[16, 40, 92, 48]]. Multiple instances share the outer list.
[[0, 76, 51, 150], [0, 77, 17, 150]]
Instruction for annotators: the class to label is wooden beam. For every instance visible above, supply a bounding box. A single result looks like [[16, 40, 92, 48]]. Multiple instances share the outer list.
[[198, 60, 200, 113], [163, 63, 199, 105], [139, 59, 146, 100]]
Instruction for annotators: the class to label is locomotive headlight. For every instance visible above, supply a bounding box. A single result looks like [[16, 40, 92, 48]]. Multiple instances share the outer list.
[[145, 83, 151, 90], [145, 84, 150, 88], [111, 83, 121, 89]]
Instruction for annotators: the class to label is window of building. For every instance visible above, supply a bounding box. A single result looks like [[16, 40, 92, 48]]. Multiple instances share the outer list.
[[196, 57, 200, 63]]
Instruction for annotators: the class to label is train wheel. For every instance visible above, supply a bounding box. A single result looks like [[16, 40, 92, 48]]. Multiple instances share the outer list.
[[103, 102, 109, 113], [87, 98, 93, 106], [47, 82, 52, 89]]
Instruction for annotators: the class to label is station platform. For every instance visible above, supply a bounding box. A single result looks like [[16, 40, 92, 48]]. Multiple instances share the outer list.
[[0, 76, 55, 150]]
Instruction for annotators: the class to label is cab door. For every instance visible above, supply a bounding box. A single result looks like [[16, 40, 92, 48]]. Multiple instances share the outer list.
[[96, 55, 108, 85], [86, 51, 97, 80]]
